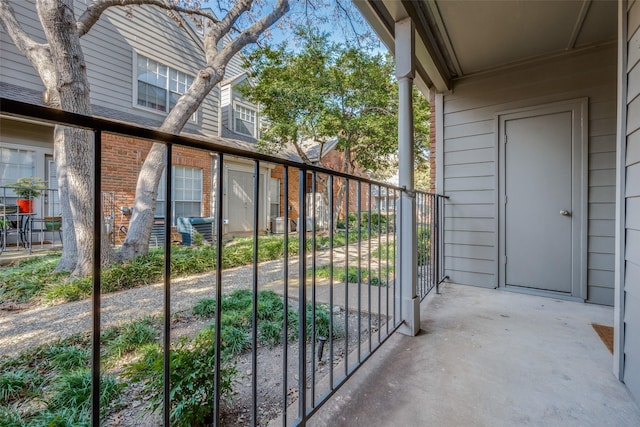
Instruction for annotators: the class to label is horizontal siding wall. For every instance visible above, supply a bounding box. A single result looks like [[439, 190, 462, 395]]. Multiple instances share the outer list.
[[83, 5, 219, 136], [0, 3, 47, 90], [442, 45, 617, 303], [1, 1, 220, 137], [624, 0, 640, 403]]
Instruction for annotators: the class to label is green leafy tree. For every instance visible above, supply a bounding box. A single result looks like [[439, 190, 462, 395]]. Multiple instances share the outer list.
[[240, 30, 431, 219]]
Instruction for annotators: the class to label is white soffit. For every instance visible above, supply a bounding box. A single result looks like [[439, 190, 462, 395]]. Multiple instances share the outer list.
[[433, 0, 616, 76], [356, 0, 616, 92]]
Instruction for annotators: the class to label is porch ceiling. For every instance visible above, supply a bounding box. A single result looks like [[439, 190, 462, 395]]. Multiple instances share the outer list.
[[355, 0, 617, 93]]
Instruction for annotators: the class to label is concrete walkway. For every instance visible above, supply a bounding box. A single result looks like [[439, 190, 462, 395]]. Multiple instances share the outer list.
[[0, 236, 394, 359], [309, 283, 640, 427]]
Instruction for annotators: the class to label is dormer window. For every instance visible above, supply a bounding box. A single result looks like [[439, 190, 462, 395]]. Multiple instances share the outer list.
[[234, 102, 257, 137]]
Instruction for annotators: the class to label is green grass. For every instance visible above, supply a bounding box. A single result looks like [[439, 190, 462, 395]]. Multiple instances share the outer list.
[[102, 317, 158, 360], [312, 264, 393, 286], [2, 288, 343, 426], [0, 252, 66, 304], [47, 370, 121, 417], [2, 225, 381, 307], [0, 369, 41, 404], [0, 331, 123, 426], [372, 242, 395, 260], [123, 289, 338, 426]]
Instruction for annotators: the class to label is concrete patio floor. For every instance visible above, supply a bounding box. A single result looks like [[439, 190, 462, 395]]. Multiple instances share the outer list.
[[309, 283, 640, 427]]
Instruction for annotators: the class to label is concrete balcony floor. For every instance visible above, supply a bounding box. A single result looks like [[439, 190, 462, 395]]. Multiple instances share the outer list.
[[310, 283, 640, 426]]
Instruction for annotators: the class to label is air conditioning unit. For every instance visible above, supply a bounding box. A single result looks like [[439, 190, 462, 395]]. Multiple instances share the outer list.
[[271, 217, 294, 234], [176, 217, 215, 245]]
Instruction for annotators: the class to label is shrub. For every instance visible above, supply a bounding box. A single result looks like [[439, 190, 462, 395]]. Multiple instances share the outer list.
[[125, 337, 236, 427], [47, 370, 121, 419], [417, 226, 431, 266], [0, 369, 40, 404], [192, 298, 217, 317], [103, 317, 158, 359]]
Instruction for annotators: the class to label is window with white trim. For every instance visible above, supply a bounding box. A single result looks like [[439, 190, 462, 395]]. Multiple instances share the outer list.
[[0, 147, 36, 190], [156, 166, 203, 224], [234, 103, 257, 137], [136, 55, 196, 120]]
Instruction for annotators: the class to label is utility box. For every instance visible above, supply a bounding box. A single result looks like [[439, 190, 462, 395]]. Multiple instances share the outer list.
[[271, 217, 295, 234], [177, 217, 215, 245], [149, 217, 166, 248]]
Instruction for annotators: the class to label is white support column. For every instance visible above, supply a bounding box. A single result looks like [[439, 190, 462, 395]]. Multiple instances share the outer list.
[[396, 17, 419, 336]]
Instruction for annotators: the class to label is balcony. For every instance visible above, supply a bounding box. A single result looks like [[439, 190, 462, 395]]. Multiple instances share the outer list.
[[308, 283, 640, 426], [1, 98, 638, 426], [0, 98, 446, 426]]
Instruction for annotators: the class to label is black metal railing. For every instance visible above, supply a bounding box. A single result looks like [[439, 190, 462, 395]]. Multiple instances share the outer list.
[[0, 187, 120, 253], [0, 186, 62, 253], [416, 191, 448, 300], [0, 98, 445, 426]]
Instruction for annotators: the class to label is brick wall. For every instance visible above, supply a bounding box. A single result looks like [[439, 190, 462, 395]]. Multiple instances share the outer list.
[[102, 133, 213, 242], [270, 150, 370, 227]]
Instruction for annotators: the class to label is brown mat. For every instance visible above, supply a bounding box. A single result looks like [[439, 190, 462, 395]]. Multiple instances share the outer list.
[[592, 323, 614, 354]]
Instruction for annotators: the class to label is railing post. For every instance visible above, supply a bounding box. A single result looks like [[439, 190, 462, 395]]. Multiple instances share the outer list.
[[395, 17, 419, 336]]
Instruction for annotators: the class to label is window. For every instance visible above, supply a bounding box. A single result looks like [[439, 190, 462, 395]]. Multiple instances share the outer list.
[[156, 166, 203, 224], [0, 147, 36, 195], [269, 178, 280, 218], [234, 103, 257, 137], [136, 55, 195, 120]]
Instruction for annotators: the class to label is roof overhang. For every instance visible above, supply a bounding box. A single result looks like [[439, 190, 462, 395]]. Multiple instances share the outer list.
[[355, 0, 616, 95]]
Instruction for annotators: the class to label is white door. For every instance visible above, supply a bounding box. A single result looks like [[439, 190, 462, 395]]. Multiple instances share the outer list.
[[227, 170, 254, 233], [504, 111, 573, 293]]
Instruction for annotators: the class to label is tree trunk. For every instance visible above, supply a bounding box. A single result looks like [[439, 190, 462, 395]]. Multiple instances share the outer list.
[[38, 0, 112, 275], [53, 126, 77, 271], [117, 142, 166, 260]]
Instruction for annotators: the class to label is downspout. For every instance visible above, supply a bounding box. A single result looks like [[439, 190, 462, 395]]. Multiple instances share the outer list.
[[396, 17, 419, 336]]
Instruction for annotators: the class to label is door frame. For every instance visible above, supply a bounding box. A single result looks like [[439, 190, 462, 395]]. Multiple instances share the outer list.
[[223, 159, 269, 233], [497, 98, 588, 299]]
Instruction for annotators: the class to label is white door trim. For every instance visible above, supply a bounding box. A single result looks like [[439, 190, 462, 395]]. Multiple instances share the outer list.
[[223, 161, 269, 233], [497, 98, 588, 299]]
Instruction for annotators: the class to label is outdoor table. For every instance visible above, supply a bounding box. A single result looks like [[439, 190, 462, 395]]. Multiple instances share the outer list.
[[0, 204, 33, 254]]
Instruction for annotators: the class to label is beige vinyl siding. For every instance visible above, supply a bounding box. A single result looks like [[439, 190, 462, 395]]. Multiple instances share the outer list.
[[442, 44, 617, 302], [625, 0, 640, 401]]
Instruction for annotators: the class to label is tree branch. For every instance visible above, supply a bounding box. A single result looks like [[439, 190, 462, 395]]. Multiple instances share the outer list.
[[205, 0, 251, 57], [292, 141, 313, 165], [216, 0, 289, 66], [77, 0, 219, 36], [0, 0, 59, 104]]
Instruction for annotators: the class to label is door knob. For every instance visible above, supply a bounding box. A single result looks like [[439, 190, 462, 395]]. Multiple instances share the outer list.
[[560, 209, 571, 217]]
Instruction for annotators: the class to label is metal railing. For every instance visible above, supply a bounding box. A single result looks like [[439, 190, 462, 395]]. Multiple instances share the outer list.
[[0, 98, 446, 426], [0, 186, 61, 253], [416, 191, 448, 300], [0, 187, 119, 252]]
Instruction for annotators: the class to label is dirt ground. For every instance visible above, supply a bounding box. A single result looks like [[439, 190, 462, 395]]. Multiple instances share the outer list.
[[105, 307, 385, 426]]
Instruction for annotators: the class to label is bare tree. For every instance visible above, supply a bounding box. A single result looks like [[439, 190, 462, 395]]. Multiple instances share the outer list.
[[0, 0, 290, 276]]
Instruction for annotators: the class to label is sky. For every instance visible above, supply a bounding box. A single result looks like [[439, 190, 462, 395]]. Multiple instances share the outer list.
[[199, 0, 388, 54]]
